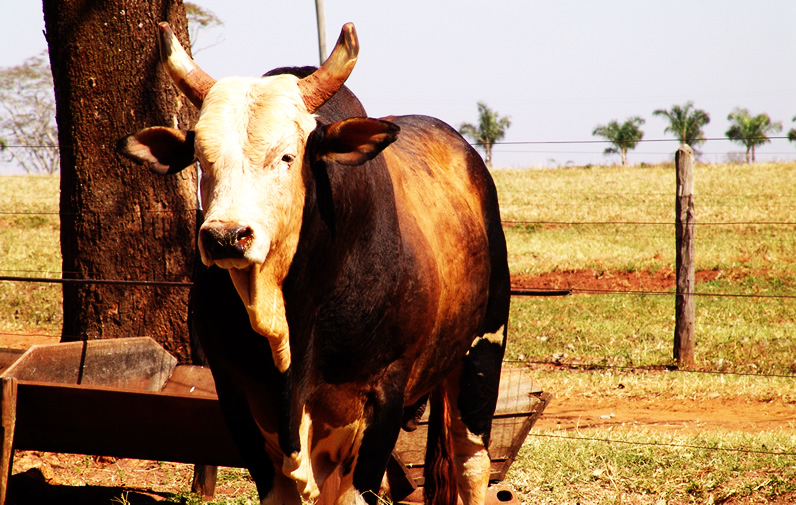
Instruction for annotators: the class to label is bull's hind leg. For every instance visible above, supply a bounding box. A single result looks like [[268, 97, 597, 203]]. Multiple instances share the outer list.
[[448, 327, 506, 505]]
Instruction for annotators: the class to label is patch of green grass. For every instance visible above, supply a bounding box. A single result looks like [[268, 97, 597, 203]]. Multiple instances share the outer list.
[[494, 162, 796, 276], [166, 490, 259, 505], [494, 162, 795, 225], [508, 294, 676, 369], [504, 224, 674, 275], [508, 290, 796, 375], [0, 175, 62, 334], [496, 161, 795, 502], [694, 295, 796, 375], [520, 368, 796, 404], [0, 175, 59, 214], [507, 429, 796, 505], [496, 162, 795, 375], [494, 164, 676, 225], [216, 467, 254, 484]]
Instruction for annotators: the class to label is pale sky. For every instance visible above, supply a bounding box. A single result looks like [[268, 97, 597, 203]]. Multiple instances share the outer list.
[[2, 1, 795, 174]]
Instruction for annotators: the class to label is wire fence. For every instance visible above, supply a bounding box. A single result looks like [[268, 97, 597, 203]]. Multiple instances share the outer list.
[[3, 135, 795, 149], [3, 135, 796, 174], [1, 152, 794, 464], [1, 209, 793, 311]]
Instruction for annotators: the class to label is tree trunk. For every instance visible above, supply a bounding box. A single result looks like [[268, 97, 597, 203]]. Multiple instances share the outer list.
[[484, 143, 493, 170], [43, 0, 198, 362], [621, 148, 627, 166]]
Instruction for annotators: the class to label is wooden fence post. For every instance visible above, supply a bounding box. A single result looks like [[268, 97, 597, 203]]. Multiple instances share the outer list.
[[674, 145, 696, 367], [0, 377, 18, 505]]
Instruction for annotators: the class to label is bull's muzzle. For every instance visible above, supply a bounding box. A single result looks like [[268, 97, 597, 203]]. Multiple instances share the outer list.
[[199, 224, 254, 262]]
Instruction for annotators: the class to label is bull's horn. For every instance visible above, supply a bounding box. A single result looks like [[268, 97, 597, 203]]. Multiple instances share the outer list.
[[158, 22, 216, 109], [298, 23, 359, 113]]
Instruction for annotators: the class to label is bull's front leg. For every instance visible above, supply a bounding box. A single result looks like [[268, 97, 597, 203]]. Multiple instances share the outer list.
[[339, 382, 406, 505], [192, 265, 298, 504]]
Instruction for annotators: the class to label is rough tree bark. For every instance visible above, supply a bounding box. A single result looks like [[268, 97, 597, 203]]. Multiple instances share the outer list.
[[43, 0, 198, 362]]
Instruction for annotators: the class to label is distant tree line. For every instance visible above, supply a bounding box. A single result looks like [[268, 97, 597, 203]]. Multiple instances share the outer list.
[[0, 52, 59, 174], [592, 102, 785, 165]]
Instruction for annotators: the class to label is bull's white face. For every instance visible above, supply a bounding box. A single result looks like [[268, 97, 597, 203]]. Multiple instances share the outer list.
[[118, 22, 373, 376], [194, 74, 317, 271], [192, 74, 318, 366]]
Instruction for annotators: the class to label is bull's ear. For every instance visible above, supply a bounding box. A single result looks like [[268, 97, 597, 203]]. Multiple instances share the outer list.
[[116, 126, 196, 175], [316, 118, 399, 165]]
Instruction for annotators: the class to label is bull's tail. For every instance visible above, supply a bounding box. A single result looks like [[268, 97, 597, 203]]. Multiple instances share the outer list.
[[423, 382, 458, 505]]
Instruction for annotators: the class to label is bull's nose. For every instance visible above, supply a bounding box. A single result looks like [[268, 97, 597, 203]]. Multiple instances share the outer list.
[[199, 224, 254, 261]]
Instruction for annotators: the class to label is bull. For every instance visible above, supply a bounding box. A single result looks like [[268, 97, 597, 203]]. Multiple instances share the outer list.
[[118, 22, 510, 505]]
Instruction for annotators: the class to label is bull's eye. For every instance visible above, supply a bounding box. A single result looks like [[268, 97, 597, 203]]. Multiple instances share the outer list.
[[281, 154, 295, 165]]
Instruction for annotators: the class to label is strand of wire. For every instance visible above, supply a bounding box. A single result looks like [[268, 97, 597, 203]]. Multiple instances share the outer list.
[[0, 331, 789, 381], [3, 208, 795, 227], [5, 135, 796, 149], [488, 136, 796, 146], [502, 220, 796, 226], [2, 274, 793, 299], [5, 189, 796, 198]]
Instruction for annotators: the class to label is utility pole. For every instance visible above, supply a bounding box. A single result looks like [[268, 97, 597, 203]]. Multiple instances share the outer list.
[[315, 0, 328, 64]]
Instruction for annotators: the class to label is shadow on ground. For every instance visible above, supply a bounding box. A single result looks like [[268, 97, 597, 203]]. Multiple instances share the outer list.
[[7, 468, 176, 505]]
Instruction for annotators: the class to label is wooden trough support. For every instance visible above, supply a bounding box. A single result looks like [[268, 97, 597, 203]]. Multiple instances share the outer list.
[[0, 338, 549, 504]]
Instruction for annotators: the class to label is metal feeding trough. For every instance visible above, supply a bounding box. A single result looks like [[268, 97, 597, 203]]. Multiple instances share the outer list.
[[0, 337, 549, 504]]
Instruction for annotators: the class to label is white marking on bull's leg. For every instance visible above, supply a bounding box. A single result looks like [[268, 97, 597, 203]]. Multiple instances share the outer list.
[[260, 470, 302, 505], [449, 414, 491, 505], [445, 353, 500, 505], [468, 325, 505, 351], [284, 407, 320, 500], [329, 459, 358, 505], [334, 485, 368, 505]]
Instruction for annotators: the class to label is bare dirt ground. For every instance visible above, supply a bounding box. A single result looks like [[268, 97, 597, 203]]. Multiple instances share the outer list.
[[511, 265, 724, 293], [537, 390, 796, 434], [3, 268, 793, 503]]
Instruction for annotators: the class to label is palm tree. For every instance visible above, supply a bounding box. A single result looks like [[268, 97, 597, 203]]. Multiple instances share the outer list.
[[652, 101, 710, 153], [725, 108, 782, 163], [787, 116, 796, 144], [592, 116, 645, 166], [459, 102, 511, 170]]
